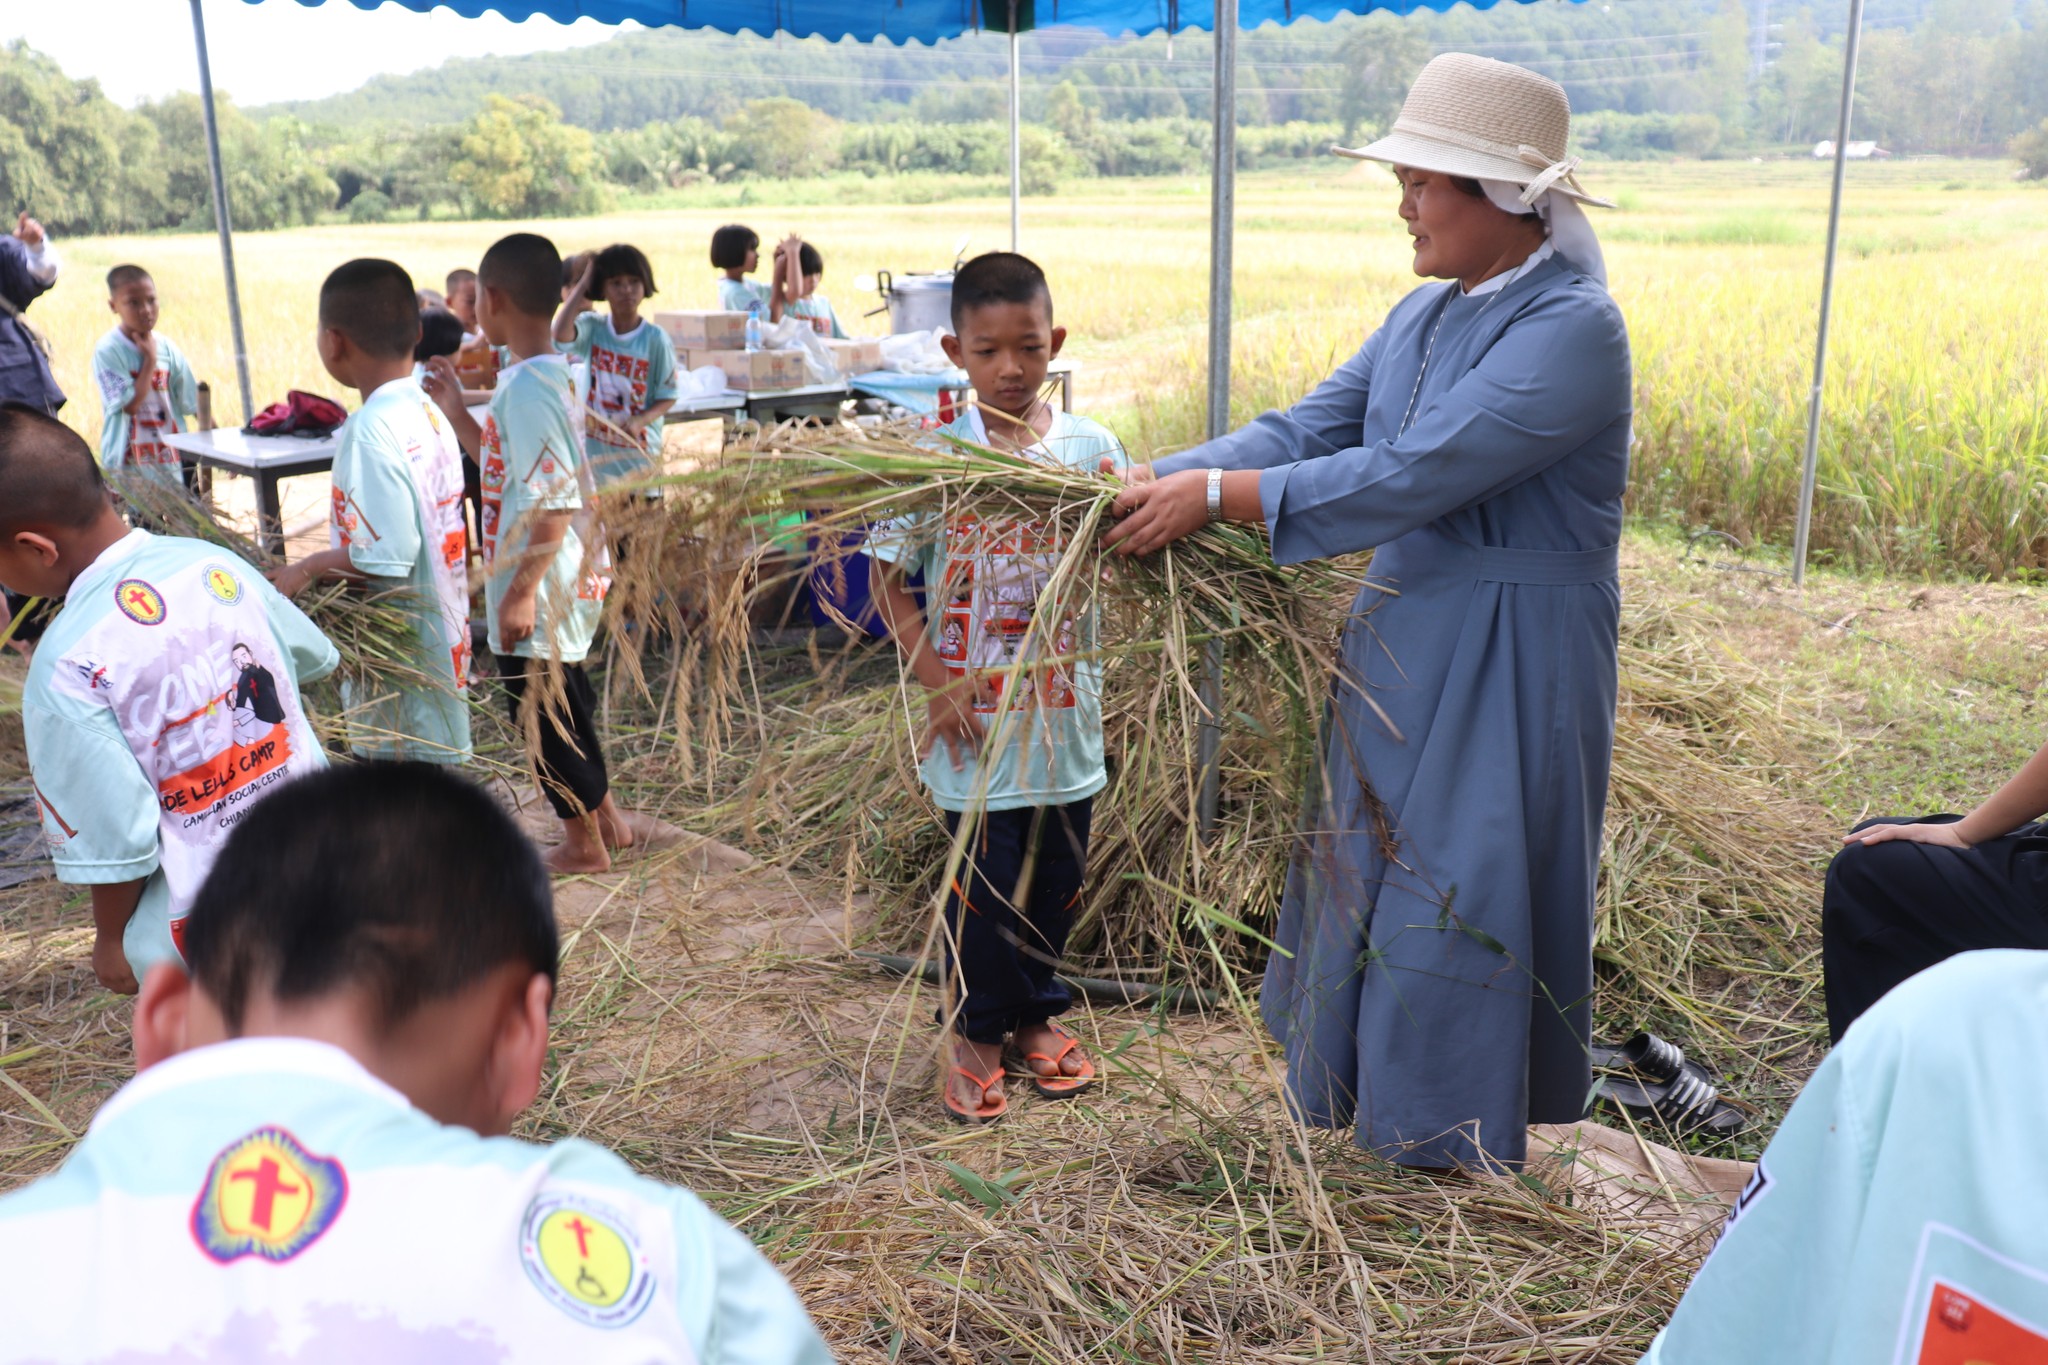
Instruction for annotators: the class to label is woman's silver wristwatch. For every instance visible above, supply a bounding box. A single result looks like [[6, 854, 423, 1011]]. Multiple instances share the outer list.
[[1206, 467, 1224, 522]]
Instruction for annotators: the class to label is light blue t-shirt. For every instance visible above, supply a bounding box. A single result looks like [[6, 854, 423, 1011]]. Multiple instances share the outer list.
[[562, 313, 680, 487], [782, 295, 847, 340], [91, 326, 198, 489], [329, 376, 473, 763], [24, 532, 336, 977], [868, 408, 1126, 813], [1644, 949, 2048, 1364], [479, 354, 607, 664], [0, 1037, 836, 1364], [717, 278, 771, 315]]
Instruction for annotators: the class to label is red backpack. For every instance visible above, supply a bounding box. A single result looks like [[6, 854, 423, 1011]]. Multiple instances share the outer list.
[[243, 390, 348, 438]]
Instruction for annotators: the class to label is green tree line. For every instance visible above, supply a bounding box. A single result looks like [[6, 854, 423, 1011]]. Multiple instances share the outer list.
[[6, 0, 2047, 239]]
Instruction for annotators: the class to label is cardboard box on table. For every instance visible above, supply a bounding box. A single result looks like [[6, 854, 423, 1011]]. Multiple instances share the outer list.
[[822, 338, 885, 375], [454, 340, 498, 391], [655, 311, 749, 351], [686, 348, 810, 391]]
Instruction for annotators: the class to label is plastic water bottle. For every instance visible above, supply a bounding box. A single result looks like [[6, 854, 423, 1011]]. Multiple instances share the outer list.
[[744, 309, 761, 353]]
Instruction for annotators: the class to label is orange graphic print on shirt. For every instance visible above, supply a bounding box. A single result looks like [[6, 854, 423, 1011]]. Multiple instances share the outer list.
[[128, 365, 180, 470], [1918, 1282, 2048, 1363], [936, 515, 1080, 716]]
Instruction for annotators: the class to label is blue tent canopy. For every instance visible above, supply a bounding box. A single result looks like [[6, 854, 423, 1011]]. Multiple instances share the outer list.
[[259, 0, 1507, 42]]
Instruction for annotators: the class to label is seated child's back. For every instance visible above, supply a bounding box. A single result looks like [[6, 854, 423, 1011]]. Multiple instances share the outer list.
[[0, 407, 336, 991], [711, 224, 769, 316], [0, 762, 834, 1364]]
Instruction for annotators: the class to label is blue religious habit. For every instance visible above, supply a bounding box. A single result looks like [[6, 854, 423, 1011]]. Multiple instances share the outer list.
[[1156, 250, 1631, 1169], [0, 235, 62, 414]]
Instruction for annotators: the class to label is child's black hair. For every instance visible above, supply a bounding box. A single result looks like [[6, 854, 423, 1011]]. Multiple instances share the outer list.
[[588, 243, 657, 301], [949, 252, 1053, 332], [320, 258, 422, 362], [710, 224, 759, 271], [183, 762, 559, 1034], [480, 232, 564, 320], [445, 266, 478, 295], [0, 404, 108, 534], [415, 307, 466, 362], [106, 264, 151, 295], [796, 242, 824, 278]]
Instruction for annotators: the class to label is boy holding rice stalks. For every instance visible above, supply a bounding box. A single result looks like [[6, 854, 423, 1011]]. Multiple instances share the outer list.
[[868, 252, 1124, 1124], [271, 259, 472, 765], [423, 233, 663, 875], [0, 406, 336, 994]]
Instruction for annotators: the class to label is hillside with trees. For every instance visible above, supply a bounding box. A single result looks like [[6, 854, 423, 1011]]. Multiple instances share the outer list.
[[4, 0, 2045, 237]]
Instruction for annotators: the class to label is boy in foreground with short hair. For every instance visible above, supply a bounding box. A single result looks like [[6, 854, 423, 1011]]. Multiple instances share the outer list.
[[868, 252, 1121, 1123], [0, 762, 835, 1364], [92, 264, 199, 492], [555, 243, 679, 488], [0, 406, 335, 993], [272, 259, 471, 764], [423, 232, 660, 874]]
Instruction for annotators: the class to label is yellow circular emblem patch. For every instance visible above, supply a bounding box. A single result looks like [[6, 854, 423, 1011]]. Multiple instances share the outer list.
[[203, 564, 243, 605], [190, 1126, 348, 1264], [114, 578, 166, 627], [519, 1194, 655, 1328]]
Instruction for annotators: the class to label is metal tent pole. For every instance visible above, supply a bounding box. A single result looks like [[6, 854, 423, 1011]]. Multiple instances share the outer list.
[[189, 0, 254, 424], [1008, 1, 1022, 251], [1791, 0, 1866, 588], [1196, 0, 1237, 840]]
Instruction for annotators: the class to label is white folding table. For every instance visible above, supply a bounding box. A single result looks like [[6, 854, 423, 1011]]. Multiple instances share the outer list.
[[163, 427, 337, 557]]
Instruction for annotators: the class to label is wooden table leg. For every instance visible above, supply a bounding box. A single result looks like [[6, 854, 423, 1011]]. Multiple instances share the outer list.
[[257, 472, 284, 559]]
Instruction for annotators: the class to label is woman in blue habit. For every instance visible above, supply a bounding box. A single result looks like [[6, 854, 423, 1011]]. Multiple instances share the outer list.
[[1105, 54, 1630, 1171]]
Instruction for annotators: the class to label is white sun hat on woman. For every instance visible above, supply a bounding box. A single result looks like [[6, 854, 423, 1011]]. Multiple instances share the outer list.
[[1335, 53, 1613, 285]]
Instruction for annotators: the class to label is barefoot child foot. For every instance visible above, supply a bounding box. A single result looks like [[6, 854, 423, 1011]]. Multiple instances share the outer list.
[[542, 812, 611, 875], [594, 799, 682, 855], [943, 1035, 1007, 1124]]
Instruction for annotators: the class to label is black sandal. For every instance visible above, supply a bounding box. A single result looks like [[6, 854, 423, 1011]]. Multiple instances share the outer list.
[[1591, 1032, 1747, 1139]]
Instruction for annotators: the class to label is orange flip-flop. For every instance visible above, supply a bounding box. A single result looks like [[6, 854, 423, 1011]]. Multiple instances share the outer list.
[[1008, 1022, 1097, 1099], [942, 1063, 1008, 1125]]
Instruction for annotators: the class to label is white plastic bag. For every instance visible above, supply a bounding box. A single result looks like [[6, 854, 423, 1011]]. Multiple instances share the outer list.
[[877, 329, 955, 375], [759, 317, 839, 385]]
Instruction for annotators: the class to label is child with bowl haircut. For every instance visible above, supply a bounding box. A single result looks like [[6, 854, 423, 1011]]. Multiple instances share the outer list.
[[770, 239, 848, 339], [554, 243, 680, 488], [92, 264, 200, 492], [0, 761, 836, 1364], [868, 252, 1124, 1124], [272, 259, 472, 765], [0, 406, 335, 995], [422, 232, 661, 875], [710, 224, 769, 316]]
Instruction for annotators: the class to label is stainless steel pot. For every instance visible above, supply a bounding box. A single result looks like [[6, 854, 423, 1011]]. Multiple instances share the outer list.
[[875, 270, 954, 336]]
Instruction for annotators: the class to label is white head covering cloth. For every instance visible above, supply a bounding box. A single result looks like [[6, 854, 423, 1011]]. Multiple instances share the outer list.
[[1479, 179, 1606, 289]]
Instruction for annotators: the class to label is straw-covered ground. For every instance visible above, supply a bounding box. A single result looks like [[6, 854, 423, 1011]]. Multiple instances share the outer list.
[[4, 504, 2040, 1359]]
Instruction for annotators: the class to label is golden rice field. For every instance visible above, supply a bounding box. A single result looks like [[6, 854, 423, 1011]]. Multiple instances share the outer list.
[[32, 157, 2048, 576]]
